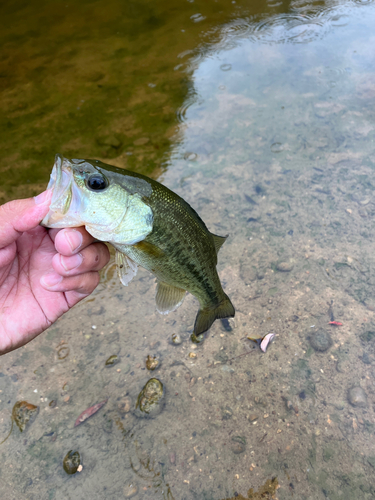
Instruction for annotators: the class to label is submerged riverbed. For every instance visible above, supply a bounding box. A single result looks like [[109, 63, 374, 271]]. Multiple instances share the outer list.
[[1, 0, 375, 499]]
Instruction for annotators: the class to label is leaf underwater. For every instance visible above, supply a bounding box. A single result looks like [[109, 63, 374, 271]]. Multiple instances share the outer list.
[[74, 399, 108, 427], [42, 155, 235, 336]]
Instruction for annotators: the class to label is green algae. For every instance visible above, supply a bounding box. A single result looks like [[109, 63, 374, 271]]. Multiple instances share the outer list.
[[0, 0, 253, 204]]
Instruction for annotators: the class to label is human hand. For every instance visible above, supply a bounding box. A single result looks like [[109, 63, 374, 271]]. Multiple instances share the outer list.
[[0, 191, 110, 355]]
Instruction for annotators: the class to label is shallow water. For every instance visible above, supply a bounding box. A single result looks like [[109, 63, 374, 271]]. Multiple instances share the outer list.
[[2, 0, 375, 499]]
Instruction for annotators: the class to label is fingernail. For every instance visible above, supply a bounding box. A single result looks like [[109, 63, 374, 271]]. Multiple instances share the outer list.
[[34, 190, 51, 205], [65, 229, 83, 252], [60, 253, 83, 272], [41, 272, 63, 287]]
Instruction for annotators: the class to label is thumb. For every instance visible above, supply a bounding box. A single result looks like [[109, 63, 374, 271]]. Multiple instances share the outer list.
[[0, 190, 52, 250]]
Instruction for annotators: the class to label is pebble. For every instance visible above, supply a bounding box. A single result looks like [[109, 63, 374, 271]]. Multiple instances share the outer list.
[[145, 355, 160, 371], [248, 414, 258, 422], [348, 386, 367, 407], [135, 378, 164, 417], [222, 406, 233, 420], [189, 352, 197, 359], [171, 333, 182, 345], [63, 450, 80, 475], [123, 483, 138, 498], [12, 401, 39, 432], [276, 262, 294, 272], [191, 333, 204, 344], [336, 360, 345, 373], [230, 436, 246, 454], [309, 329, 332, 352], [118, 396, 132, 414], [105, 355, 119, 366]]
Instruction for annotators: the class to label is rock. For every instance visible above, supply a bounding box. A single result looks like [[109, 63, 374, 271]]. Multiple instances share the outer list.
[[348, 386, 367, 407], [135, 378, 164, 418], [362, 352, 373, 365], [309, 329, 332, 352], [191, 333, 204, 344], [257, 270, 265, 280], [336, 360, 345, 373], [214, 351, 229, 364], [105, 355, 119, 366], [123, 483, 138, 498], [12, 401, 39, 432], [240, 263, 257, 284], [222, 406, 233, 420], [118, 396, 131, 414], [171, 333, 182, 345], [63, 450, 80, 475], [276, 261, 294, 272], [230, 436, 246, 454], [145, 355, 160, 371]]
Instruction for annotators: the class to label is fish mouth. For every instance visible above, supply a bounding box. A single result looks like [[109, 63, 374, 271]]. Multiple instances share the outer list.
[[41, 155, 80, 228]]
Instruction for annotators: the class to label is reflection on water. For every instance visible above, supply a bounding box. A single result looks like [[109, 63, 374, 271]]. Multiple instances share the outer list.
[[2, 0, 375, 498]]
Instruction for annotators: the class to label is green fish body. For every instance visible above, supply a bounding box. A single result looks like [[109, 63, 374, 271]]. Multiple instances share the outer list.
[[42, 155, 235, 336]]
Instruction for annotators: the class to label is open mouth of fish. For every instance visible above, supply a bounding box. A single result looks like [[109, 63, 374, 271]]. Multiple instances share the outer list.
[[41, 154, 84, 228]]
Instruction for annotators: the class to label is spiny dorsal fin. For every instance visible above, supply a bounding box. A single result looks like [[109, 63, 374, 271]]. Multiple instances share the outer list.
[[155, 281, 186, 315], [116, 251, 138, 286], [211, 233, 228, 254]]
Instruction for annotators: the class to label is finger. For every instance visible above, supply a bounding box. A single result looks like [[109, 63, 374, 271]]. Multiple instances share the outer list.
[[52, 227, 99, 256], [40, 270, 100, 295], [51, 242, 110, 276], [0, 190, 52, 250]]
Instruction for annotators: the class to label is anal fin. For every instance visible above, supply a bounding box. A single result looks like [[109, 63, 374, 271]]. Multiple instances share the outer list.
[[116, 251, 138, 286], [155, 282, 186, 315]]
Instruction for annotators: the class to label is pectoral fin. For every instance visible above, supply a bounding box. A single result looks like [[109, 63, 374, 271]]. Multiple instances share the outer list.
[[115, 251, 138, 286], [155, 282, 186, 315]]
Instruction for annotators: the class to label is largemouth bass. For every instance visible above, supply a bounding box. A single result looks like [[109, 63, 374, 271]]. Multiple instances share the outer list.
[[42, 155, 235, 336]]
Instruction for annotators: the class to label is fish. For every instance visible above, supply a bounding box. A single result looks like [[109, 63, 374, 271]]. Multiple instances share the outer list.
[[74, 399, 108, 427], [42, 155, 235, 336]]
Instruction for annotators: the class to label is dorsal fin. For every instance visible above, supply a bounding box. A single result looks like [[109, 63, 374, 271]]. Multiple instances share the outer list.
[[211, 233, 228, 254]]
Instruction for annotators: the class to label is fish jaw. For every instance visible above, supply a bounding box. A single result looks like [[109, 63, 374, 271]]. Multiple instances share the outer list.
[[41, 155, 86, 228]]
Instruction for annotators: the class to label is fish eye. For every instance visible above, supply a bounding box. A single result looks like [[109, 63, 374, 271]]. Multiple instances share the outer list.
[[86, 174, 108, 191]]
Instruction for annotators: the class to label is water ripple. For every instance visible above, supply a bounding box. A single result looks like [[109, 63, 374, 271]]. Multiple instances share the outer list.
[[246, 13, 327, 44], [212, 2, 362, 46]]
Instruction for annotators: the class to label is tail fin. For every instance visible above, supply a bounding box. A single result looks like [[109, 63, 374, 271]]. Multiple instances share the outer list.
[[194, 294, 235, 336]]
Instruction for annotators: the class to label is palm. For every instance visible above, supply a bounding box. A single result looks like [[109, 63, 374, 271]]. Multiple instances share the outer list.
[[0, 195, 109, 355], [0, 226, 69, 351]]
